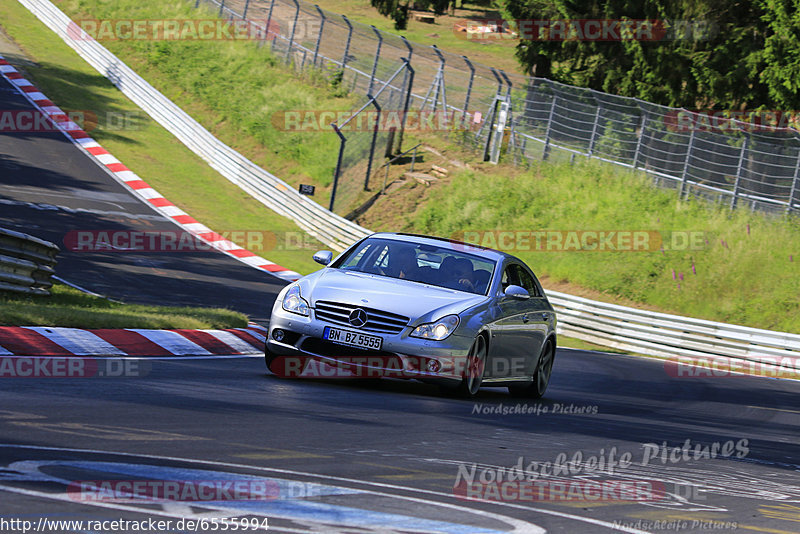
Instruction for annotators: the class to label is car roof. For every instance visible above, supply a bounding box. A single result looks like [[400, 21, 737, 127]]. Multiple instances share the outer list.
[[368, 232, 517, 263]]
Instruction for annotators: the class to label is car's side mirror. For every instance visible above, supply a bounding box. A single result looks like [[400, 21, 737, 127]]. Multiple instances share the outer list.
[[313, 250, 333, 266], [503, 284, 530, 300]]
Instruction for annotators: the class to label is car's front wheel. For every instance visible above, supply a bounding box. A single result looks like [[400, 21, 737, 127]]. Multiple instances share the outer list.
[[509, 340, 555, 399], [443, 335, 487, 398]]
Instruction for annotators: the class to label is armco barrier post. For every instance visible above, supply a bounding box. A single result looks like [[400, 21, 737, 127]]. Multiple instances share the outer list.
[[731, 134, 749, 209], [632, 109, 647, 169], [679, 123, 696, 199], [242, 0, 250, 19], [587, 104, 601, 157], [542, 95, 557, 161], [788, 149, 800, 213]]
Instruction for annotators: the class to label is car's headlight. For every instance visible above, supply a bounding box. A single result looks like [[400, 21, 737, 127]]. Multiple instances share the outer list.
[[282, 286, 309, 316], [410, 315, 460, 340]]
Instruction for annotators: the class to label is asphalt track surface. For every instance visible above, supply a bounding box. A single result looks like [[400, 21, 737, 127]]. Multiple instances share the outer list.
[[2, 67, 800, 534], [0, 74, 285, 323]]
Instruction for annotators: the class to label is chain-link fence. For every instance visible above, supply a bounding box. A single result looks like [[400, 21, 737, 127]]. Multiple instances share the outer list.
[[329, 60, 413, 217], [192, 0, 800, 215]]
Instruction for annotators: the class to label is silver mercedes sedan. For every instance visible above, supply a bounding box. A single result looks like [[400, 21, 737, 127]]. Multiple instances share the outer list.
[[265, 233, 557, 397]]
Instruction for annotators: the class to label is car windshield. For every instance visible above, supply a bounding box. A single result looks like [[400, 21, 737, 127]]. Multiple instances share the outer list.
[[332, 238, 495, 295]]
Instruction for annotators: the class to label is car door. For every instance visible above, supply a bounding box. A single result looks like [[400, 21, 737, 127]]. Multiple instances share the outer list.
[[514, 264, 550, 378], [486, 262, 531, 378]]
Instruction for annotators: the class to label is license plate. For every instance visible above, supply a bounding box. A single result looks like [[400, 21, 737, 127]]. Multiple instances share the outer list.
[[323, 327, 382, 350]]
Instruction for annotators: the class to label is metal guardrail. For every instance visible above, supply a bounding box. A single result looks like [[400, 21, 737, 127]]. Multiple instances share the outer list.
[[18, 0, 371, 252], [548, 290, 800, 373], [0, 227, 59, 296], [22, 0, 800, 365]]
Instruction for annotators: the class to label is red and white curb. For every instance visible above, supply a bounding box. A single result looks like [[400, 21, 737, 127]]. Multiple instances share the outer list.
[[0, 323, 266, 357], [0, 54, 300, 282]]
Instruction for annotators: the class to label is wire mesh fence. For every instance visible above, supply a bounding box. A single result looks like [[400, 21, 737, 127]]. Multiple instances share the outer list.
[[191, 0, 800, 215], [329, 60, 414, 217]]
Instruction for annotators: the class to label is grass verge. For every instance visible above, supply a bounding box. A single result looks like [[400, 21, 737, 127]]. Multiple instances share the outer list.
[[401, 158, 800, 332], [3, 0, 798, 334], [0, 285, 247, 329], [0, 0, 353, 275]]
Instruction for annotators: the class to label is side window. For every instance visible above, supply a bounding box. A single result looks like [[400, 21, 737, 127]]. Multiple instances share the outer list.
[[514, 265, 540, 297], [501, 265, 520, 291]]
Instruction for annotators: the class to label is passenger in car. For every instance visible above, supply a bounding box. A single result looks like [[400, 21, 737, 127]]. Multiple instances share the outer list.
[[390, 246, 421, 281]]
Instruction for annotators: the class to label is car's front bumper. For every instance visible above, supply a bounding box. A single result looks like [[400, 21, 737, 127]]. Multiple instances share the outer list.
[[266, 305, 474, 383]]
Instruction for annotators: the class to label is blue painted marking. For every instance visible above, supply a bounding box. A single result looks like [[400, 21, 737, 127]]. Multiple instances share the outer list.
[[32, 461, 510, 534]]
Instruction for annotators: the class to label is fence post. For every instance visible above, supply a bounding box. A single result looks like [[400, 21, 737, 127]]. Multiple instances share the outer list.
[[265, 0, 276, 49], [286, 0, 300, 63], [587, 105, 600, 157], [364, 96, 381, 191], [341, 16, 353, 71], [632, 111, 647, 169], [194, 0, 200, 9], [313, 5, 326, 68], [396, 59, 414, 154], [368, 26, 383, 96], [218, 0, 225, 17], [330, 124, 346, 212], [242, 0, 250, 19], [679, 123, 696, 199], [431, 45, 447, 120], [462, 56, 475, 129], [731, 134, 749, 209], [788, 148, 800, 213], [542, 95, 557, 160]]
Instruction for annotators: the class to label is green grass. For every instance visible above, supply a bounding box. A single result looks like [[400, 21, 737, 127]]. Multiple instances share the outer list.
[[3, 0, 799, 334], [310, 0, 523, 75], [410, 158, 800, 332], [0, 284, 247, 329], [0, 0, 353, 276]]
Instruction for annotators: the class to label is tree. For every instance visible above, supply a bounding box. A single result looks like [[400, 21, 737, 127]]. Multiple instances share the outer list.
[[759, 0, 800, 110], [370, 0, 460, 30], [502, 0, 770, 110]]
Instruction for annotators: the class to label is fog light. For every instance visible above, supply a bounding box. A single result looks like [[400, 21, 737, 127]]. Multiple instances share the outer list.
[[427, 359, 441, 373], [272, 329, 285, 342]]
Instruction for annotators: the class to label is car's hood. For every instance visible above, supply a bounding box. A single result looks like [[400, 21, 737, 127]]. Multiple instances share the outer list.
[[302, 269, 487, 322]]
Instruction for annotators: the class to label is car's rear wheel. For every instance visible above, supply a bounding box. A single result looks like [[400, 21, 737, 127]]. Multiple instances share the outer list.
[[509, 340, 554, 399], [444, 335, 487, 398]]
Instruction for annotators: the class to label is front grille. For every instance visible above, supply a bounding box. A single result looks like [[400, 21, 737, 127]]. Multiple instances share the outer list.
[[314, 301, 409, 334]]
